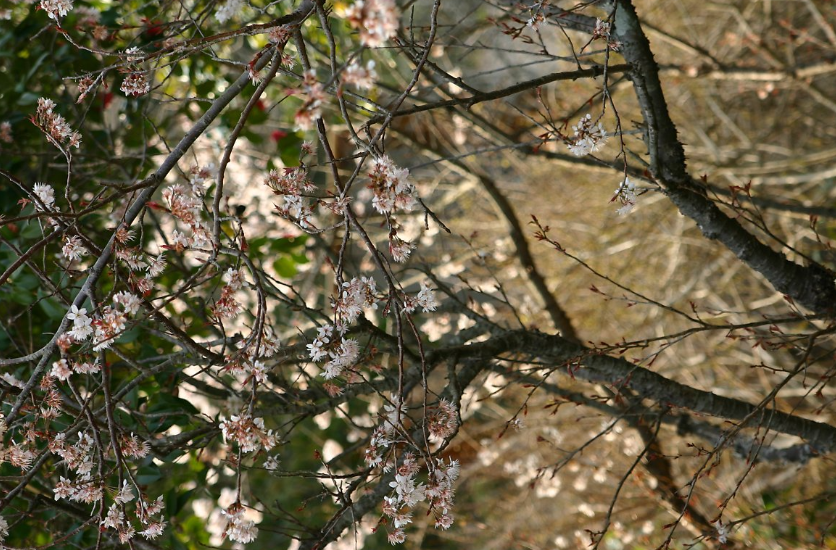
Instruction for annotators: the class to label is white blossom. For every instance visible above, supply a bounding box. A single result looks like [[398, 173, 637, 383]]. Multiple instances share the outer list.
[[113, 290, 141, 316], [714, 519, 728, 544], [221, 503, 259, 544], [32, 182, 56, 211], [101, 504, 124, 529], [220, 413, 277, 453], [51, 359, 72, 381], [68, 304, 94, 341], [120, 72, 150, 97], [613, 177, 637, 216], [40, 0, 73, 20], [343, 60, 377, 90], [567, 114, 608, 157], [36, 98, 81, 148], [114, 480, 135, 504], [215, 0, 244, 23], [369, 156, 417, 214], [344, 0, 400, 48], [139, 521, 166, 540], [223, 267, 247, 290], [62, 235, 87, 261], [146, 253, 166, 277]]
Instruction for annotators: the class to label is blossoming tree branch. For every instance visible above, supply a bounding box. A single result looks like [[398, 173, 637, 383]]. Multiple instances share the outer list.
[[1, 0, 836, 548]]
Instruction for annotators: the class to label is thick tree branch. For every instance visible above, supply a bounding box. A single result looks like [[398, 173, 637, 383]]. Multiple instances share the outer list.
[[431, 330, 836, 453], [610, 0, 836, 316]]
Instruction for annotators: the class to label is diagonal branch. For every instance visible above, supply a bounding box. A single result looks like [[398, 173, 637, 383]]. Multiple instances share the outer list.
[[430, 330, 836, 453], [609, 0, 836, 316]]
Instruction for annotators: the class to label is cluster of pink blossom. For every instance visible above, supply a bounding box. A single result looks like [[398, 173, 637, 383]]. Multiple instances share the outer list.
[[364, 397, 406, 468], [66, 303, 92, 340], [306, 276, 379, 380], [369, 155, 417, 215], [220, 412, 278, 453], [237, 326, 281, 360], [343, 60, 377, 90], [380, 455, 460, 543], [60, 290, 141, 352], [83, 15, 108, 40], [426, 457, 460, 530], [160, 174, 213, 252], [388, 231, 415, 263], [426, 399, 458, 441], [294, 70, 326, 131], [320, 337, 361, 380], [99, 488, 166, 542], [50, 432, 98, 494], [265, 166, 317, 229], [35, 97, 81, 148], [267, 24, 292, 44], [101, 483, 136, 541], [0, 414, 38, 471], [115, 245, 145, 272], [212, 267, 247, 320], [55, 291, 141, 355], [306, 324, 333, 363], [120, 72, 150, 97], [383, 452, 425, 543], [74, 5, 99, 26], [592, 18, 611, 40], [402, 281, 438, 313], [32, 182, 56, 211], [2, 441, 36, 471], [220, 501, 259, 544], [363, 390, 462, 542], [37, 375, 63, 420], [39, 0, 72, 20], [92, 304, 128, 351], [566, 114, 608, 157], [49, 356, 100, 381], [75, 75, 97, 103], [61, 234, 88, 261], [119, 433, 151, 459], [265, 166, 315, 196], [188, 164, 214, 196], [223, 357, 269, 384], [223, 327, 281, 384], [307, 324, 363, 381], [53, 476, 103, 503], [335, 276, 378, 325], [162, 182, 203, 226], [344, 0, 400, 48]]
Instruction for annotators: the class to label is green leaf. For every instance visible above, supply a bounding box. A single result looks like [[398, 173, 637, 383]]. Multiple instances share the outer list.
[[146, 393, 199, 415], [279, 133, 304, 166], [19, 222, 44, 239], [161, 449, 186, 463], [38, 295, 65, 321], [273, 256, 297, 278], [136, 463, 162, 485], [270, 235, 307, 253]]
